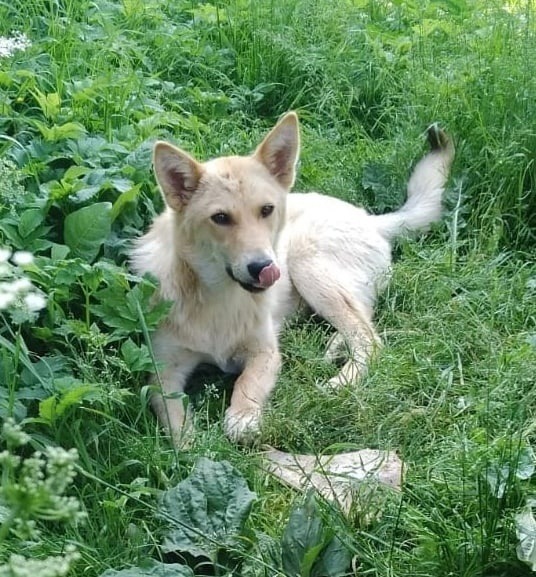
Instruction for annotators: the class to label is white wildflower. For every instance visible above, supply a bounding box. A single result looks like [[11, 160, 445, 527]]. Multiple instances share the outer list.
[[0, 32, 31, 58], [11, 250, 34, 266], [6, 277, 32, 293], [0, 291, 15, 310], [21, 453, 46, 483], [0, 549, 80, 577], [44, 447, 79, 493], [0, 247, 11, 262], [0, 247, 46, 317], [2, 418, 30, 447], [0, 450, 21, 468], [23, 292, 46, 312]]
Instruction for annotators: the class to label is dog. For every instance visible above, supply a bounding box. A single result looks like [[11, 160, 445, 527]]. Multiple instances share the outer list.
[[131, 112, 454, 445]]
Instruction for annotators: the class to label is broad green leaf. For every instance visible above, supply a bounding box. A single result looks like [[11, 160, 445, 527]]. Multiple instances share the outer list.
[[110, 177, 136, 193], [92, 276, 169, 336], [281, 492, 351, 577], [56, 384, 102, 414], [0, 388, 28, 421], [0, 71, 12, 86], [19, 209, 45, 238], [361, 162, 395, 211], [111, 184, 141, 222], [39, 383, 102, 423], [64, 202, 112, 262], [26, 237, 53, 254], [281, 493, 325, 577], [160, 458, 257, 560], [20, 355, 70, 388], [34, 120, 87, 142], [241, 531, 282, 577], [311, 534, 352, 577], [63, 165, 91, 181], [100, 560, 194, 577], [0, 222, 23, 247], [302, 542, 326, 577], [39, 396, 58, 423], [53, 259, 92, 286], [121, 338, 154, 372], [31, 89, 61, 120], [80, 265, 105, 293], [50, 243, 71, 262], [73, 184, 103, 203]]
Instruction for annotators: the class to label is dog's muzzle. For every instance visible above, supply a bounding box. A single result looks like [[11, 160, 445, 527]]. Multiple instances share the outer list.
[[226, 260, 281, 293]]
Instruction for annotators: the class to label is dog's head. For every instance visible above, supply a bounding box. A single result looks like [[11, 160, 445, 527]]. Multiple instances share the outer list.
[[152, 112, 300, 292]]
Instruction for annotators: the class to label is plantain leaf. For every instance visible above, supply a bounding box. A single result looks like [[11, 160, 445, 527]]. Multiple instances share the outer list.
[[281, 492, 351, 577], [100, 560, 194, 577], [64, 202, 112, 262], [160, 458, 257, 560]]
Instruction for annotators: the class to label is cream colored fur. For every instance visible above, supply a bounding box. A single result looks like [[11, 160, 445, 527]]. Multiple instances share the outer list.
[[130, 112, 454, 445]]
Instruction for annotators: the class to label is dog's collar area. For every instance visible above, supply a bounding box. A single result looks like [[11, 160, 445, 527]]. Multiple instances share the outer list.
[[225, 266, 267, 293]]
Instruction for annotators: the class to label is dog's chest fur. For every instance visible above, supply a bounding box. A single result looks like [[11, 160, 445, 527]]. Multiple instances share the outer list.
[[168, 286, 275, 361]]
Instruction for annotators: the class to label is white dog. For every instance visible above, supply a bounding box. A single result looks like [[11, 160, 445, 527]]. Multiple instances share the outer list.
[[131, 112, 454, 445]]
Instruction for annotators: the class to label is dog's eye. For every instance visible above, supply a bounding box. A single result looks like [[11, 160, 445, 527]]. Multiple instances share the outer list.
[[260, 204, 274, 218], [211, 212, 232, 226]]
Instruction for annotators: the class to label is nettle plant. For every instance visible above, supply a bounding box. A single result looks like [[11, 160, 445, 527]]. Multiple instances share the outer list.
[[0, 147, 169, 428]]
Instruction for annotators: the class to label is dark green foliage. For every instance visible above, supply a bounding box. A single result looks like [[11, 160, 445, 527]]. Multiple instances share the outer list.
[[159, 458, 257, 561], [281, 492, 352, 577], [106, 458, 352, 576]]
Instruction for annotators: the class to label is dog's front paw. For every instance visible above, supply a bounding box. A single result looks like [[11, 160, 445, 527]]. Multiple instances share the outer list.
[[224, 406, 262, 443]]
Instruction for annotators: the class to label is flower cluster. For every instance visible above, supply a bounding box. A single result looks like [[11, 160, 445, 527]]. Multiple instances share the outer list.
[[0, 547, 80, 577], [0, 32, 31, 59], [0, 248, 46, 322], [0, 420, 86, 536], [0, 421, 85, 577], [1, 418, 30, 447]]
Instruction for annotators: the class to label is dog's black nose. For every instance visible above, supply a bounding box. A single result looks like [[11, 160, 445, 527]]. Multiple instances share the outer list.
[[247, 259, 273, 280]]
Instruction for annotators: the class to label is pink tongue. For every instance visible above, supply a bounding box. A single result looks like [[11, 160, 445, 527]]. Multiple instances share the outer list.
[[258, 263, 281, 287]]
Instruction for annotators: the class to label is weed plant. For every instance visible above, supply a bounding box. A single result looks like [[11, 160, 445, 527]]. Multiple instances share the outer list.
[[0, 0, 535, 576]]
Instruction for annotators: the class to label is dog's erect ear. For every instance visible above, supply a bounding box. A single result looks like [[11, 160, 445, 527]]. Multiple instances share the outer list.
[[153, 141, 203, 211], [254, 112, 300, 189]]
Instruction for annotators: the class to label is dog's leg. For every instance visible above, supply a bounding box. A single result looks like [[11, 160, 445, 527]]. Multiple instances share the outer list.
[[224, 344, 281, 443], [291, 270, 381, 389], [324, 331, 347, 363], [323, 299, 380, 389], [151, 331, 203, 447], [150, 367, 195, 447]]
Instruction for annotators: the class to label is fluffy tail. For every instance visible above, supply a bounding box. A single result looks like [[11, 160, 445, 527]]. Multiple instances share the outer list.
[[373, 125, 455, 240]]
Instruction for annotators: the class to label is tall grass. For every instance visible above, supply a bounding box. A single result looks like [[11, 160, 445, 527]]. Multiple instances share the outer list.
[[0, 0, 535, 576]]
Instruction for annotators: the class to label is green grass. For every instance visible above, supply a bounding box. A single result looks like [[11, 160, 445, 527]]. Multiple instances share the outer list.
[[0, 0, 535, 576]]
